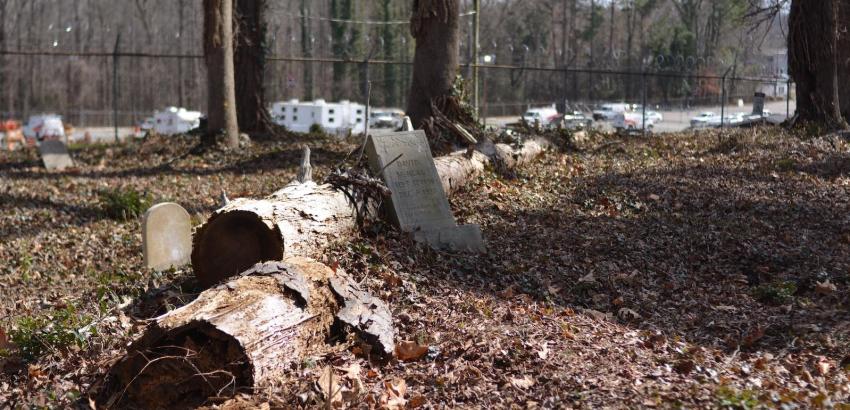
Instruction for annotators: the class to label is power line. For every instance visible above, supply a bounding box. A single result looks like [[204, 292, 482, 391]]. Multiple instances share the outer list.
[[274, 10, 476, 25]]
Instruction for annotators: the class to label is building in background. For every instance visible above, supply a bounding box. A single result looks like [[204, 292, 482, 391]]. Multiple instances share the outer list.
[[271, 99, 366, 135], [153, 107, 203, 135], [758, 48, 790, 98]]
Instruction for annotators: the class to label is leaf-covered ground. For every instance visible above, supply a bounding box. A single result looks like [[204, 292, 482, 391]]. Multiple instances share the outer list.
[[1, 128, 850, 408]]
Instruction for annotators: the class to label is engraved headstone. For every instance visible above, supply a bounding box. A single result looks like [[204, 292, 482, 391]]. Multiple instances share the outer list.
[[366, 131, 455, 231], [38, 140, 74, 171], [366, 131, 485, 252], [143, 202, 192, 271]]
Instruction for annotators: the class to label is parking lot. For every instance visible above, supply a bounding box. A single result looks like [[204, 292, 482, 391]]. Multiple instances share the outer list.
[[485, 99, 795, 134]]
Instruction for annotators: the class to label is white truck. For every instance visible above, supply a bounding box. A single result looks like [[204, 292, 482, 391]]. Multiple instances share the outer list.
[[521, 106, 561, 128], [613, 111, 655, 134], [592, 103, 629, 121], [22, 114, 66, 143]]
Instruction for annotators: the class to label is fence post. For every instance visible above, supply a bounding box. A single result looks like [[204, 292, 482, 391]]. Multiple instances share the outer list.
[[641, 69, 647, 136], [112, 33, 121, 143], [786, 78, 791, 120], [720, 75, 726, 129], [720, 66, 732, 130], [472, 0, 480, 115]]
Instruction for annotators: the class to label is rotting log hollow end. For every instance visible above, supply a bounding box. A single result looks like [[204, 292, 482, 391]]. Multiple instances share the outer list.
[[97, 322, 252, 409], [193, 210, 284, 288]]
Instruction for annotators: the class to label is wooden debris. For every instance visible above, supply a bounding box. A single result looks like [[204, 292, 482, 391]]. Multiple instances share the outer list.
[[96, 257, 394, 408]]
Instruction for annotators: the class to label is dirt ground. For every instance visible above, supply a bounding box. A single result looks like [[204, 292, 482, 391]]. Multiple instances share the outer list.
[[1, 128, 849, 408]]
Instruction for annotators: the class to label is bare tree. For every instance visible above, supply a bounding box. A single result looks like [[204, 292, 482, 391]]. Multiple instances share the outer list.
[[204, 0, 240, 147], [234, 0, 271, 133], [788, 0, 846, 128], [407, 0, 461, 128]]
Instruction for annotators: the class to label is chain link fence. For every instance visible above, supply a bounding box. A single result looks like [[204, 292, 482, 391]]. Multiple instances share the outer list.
[[0, 50, 793, 134]]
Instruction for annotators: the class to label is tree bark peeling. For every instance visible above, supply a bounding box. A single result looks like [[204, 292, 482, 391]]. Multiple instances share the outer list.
[[191, 139, 551, 287], [97, 258, 394, 409]]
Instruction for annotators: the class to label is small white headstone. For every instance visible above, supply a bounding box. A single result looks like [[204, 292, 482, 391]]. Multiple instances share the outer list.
[[142, 202, 192, 271], [38, 140, 74, 171]]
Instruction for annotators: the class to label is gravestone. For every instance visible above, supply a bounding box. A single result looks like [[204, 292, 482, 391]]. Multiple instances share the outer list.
[[38, 140, 74, 171], [752, 92, 766, 116], [366, 131, 485, 252], [400, 116, 414, 132], [142, 202, 192, 271], [365, 130, 455, 231]]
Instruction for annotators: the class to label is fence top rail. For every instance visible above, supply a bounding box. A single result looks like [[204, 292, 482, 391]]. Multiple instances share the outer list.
[[0, 49, 790, 84]]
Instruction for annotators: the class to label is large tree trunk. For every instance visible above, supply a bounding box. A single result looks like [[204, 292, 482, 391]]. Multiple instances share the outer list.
[[204, 0, 240, 147], [836, 2, 850, 122], [234, 0, 271, 133], [191, 138, 551, 286], [300, 0, 314, 101], [96, 257, 394, 409], [407, 0, 460, 128], [788, 0, 847, 128]]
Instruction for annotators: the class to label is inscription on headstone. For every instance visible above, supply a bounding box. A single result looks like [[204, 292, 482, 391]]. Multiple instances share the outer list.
[[366, 131, 455, 232], [143, 202, 192, 271], [38, 140, 74, 171], [366, 131, 485, 253]]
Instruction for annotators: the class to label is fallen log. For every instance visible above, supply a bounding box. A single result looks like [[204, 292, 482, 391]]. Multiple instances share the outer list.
[[97, 257, 394, 409], [192, 137, 551, 287], [192, 182, 357, 287]]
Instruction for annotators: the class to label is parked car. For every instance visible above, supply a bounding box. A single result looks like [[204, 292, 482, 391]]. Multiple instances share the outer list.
[[690, 112, 720, 128], [22, 114, 65, 142], [522, 106, 560, 127], [722, 113, 746, 126], [369, 108, 405, 129], [613, 111, 655, 134], [633, 105, 663, 122], [746, 109, 772, 122], [592, 103, 628, 121], [563, 111, 592, 130]]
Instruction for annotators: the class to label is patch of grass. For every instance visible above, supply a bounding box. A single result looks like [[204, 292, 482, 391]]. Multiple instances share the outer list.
[[9, 305, 93, 362], [308, 123, 325, 135], [775, 157, 797, 172], [98, 187, 151, 221], [753, 281, 797, 306], [715, 386, 760, 409]]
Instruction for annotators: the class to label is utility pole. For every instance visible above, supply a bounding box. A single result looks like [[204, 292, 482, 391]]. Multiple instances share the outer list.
[[472, 0, 480, 116], [113, 33, 121, 143]]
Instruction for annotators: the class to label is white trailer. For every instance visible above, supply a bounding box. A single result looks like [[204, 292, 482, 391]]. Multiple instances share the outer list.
[[271, 99, 366, 135], [153, 107, 202, 135]]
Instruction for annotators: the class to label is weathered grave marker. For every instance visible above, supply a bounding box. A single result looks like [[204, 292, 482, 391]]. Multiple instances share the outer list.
[[366, 130, 455, 231], [366, 130, 485, 252], [753, 92, 766, 116], [143, 202, 192, 271], [38, 140, 74, 171]]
